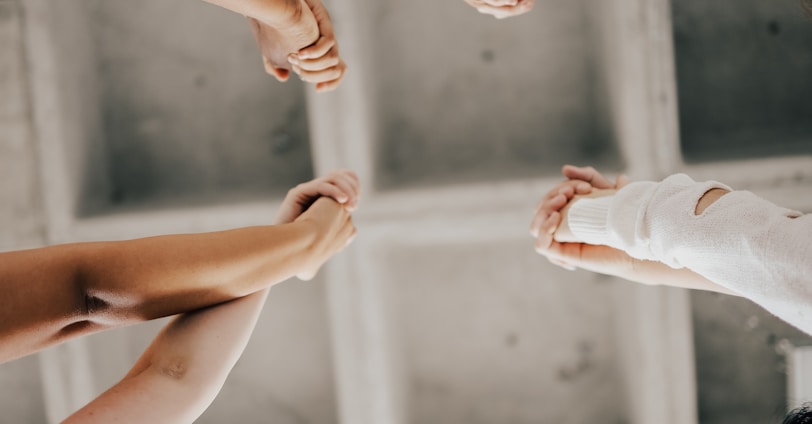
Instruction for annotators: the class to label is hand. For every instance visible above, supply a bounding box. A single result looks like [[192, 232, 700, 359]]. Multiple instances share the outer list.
[[293, 197, 356, 280], [464, 0, 534, 19], [276, 169, 360, 280], [274, 169, 360, 224], [248, 0, 346, 91], [531, 165, 630, 273], [247, 1, 319, 83], [287, 0, 347, 92]]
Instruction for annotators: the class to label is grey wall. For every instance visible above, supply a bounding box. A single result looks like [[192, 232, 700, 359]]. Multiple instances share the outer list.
[[3, 0, 812, 422], [692, 292, 812, 424], [0, 1, 48, 422], [370, 0, 623, 190], [672, 0, 812, 162], [381, 241, 629, 424], [45, 0, 314, 216]]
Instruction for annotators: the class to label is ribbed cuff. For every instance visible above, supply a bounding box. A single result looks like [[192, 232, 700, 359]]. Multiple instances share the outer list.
[[568, 195, 615, 247]]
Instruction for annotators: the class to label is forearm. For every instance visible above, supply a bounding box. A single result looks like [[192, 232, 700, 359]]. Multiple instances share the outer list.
[[567, 175, 812, 333], [622, 259, 740, 296], [203, 0, 304, 26], [64, 289, 271, 424], [0, 222, 314, 363], [78, 223, 316, 322]]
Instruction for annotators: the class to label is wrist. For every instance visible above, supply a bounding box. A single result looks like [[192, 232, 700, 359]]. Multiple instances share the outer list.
[[259, 0, 310, 29]]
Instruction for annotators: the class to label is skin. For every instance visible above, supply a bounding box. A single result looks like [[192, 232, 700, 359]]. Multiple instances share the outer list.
[[204, 0, 346, 91], [63, 172, 360, 424], [464, 0, 535, 19], [531, 165, 739, 296], [0, 170, 359, 365]]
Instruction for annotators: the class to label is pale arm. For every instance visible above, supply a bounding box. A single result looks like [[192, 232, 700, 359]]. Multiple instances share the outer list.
[[545, 166, 812, 334], [531, 168, 738, 296], [63, 289, 272, 424]]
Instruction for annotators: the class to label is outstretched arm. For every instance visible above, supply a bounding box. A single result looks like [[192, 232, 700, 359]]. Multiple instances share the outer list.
[[63, 171, 360, 424], [63, 290, 272, 424], [533, 165, 812, 334], [0, 171, 359, 364], [530, 166, 738, 296]]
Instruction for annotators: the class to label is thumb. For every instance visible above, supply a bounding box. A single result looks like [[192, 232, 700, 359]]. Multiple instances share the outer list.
[[262, 56, 290, 81]]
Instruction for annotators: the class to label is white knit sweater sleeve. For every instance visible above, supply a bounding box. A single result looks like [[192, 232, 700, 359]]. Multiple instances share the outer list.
[[567, 174, 812, 334]]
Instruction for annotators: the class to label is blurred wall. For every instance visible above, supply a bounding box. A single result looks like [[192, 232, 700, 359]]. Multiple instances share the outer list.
[[0, 1, 48, 422], [1, 0, 812, 422]]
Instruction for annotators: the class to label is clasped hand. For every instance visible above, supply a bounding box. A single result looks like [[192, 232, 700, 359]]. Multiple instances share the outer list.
[[275, 169, 360, 280], [240, 0, 347, 92], [530, 165, 633, 276]]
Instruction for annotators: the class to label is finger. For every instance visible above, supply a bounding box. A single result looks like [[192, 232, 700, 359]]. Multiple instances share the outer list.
[[263, 56, 290, 82], [616, 174, 631, 189], [484, 0, 518, 6], [292, 64, 344, 85], [299, 36, 336, 60], [545, 253, 576, 271], [557, 185, 574, 198], [335, 171, 361, 206], [573, 180, 593, 195], [298, 180, 348, 205], [327, 176, 356, 207], [531, 196, 563, 238], [339, 217, 357, 249], [476, 2, 532, 18], [562, 165, 614, 189], [297, 270, 317, 281], [343, 169, 361, 195], [542, 211, 561, 236], [320, 182, 350, 204], [540, 193, 568, 219], [316, 77, 344, 93], [530, 210, 546, 238], [543, 241, 585, 267], [533, 211, 560, 248], [327, 169, 360, 199], [544, 180, 590, 204], [289, 52, 341, 72]]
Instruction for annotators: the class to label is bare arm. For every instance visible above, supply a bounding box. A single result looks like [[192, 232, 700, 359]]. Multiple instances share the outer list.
[[0, 172, 358, 364], [63, 172, 359, 423], [63, 289, 272, 424], [202, 0, 306, 25]]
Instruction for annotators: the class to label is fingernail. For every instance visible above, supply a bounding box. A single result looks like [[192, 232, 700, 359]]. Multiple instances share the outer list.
[[345, 234, 357, 247], [577, 182, 591, 191], [287, 54, 299, 65]]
